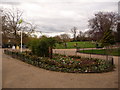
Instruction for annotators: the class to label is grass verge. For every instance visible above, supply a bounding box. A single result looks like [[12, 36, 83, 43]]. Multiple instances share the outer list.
[[78, 48, 120, 56], [55, 41, 97, 49]]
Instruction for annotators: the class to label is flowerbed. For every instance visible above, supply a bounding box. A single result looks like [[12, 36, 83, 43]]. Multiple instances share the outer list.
[[4, 50, 115, 73]]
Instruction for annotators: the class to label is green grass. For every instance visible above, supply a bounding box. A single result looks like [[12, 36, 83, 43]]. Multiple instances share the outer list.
[[55, 41, 96, 49], [79, 48, 120, 56]]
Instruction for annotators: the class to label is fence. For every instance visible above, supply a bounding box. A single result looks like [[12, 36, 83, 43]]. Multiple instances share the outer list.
[[4, 50, 42, 67]]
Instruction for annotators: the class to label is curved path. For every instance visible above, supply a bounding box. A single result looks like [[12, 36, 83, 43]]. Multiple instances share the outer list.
[[2, 49, 119, 88], [53, 49, 119, 63]]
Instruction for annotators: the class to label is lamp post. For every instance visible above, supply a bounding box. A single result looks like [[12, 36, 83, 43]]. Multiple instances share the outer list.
[[18, 19, 23, 52], [18, 19, 31, 52], [21, 31, 22, 52], [18, 20, 42, 53]]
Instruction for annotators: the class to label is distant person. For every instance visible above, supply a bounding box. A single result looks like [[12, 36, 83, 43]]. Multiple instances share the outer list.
[[74, 43, 78, 47], [12, 45, 15, 50], [8, 45, 10, 48], [76, 43, 78, 47], [64, 43, 67, 48], [16, 46, 19, 50], [96, 43, 98, 48]]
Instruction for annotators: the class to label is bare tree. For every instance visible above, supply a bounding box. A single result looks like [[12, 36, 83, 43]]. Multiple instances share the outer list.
[[60, 34, 70, 48], [71, 27, 77, 41], [1, 8, 35, 45], [2, 9, 23, 35], [60, 34, 70, 42], [88, 12, 117, 41], [76, 30, 84, 41], [117, 13, 120, 42], [79, 31, 83, 37], [53, 35, 62, 44]]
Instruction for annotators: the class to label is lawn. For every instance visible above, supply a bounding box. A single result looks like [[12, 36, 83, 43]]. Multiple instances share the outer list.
[[55, 41, 96, 49], [78, 48, 120, 56]]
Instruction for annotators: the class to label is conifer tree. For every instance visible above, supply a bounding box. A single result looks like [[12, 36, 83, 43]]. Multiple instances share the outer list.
[[100, 29, 115, 47]]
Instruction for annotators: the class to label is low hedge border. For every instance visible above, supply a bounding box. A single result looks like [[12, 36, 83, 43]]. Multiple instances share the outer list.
[[4, 50, 115, 73]]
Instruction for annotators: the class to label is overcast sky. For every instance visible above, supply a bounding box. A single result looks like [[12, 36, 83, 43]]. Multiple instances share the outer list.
[[0, 0, 119, 37]]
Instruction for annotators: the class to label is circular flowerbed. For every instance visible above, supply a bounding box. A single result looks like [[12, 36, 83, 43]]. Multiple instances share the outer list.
[[4, 50, 115, 73]]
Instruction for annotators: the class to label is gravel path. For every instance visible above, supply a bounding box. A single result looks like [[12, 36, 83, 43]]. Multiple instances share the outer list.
[[2, 49, 119, 88]]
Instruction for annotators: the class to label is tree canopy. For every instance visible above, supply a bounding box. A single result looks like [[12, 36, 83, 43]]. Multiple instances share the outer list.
[[88, 12, 117, 41]]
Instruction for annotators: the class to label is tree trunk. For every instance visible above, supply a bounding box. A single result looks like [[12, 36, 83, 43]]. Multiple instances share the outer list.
[[117, 22, 120, 42]]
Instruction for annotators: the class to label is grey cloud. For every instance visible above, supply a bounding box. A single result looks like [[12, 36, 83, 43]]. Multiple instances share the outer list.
[[29, 17, 86, 32], [1, 0, 118, 36], [1, 2, 21, 5], [37, 26, 66, 33]]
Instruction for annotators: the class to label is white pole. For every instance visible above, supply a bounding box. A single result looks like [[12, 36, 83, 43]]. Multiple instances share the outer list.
[[21, 31, 22, 52]]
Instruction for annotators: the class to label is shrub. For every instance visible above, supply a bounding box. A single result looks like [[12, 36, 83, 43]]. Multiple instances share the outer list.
[[28, 36, 56, 57]]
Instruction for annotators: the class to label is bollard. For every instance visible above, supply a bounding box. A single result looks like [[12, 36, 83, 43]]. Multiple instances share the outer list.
[[111, 58, 114, 65], [108, 57, 114, 65]]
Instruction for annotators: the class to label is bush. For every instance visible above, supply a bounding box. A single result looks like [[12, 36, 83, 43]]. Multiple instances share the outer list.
[[28, 36, 56, 57]]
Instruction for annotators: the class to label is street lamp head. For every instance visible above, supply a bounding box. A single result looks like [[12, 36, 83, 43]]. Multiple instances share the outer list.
[[18, 19, 23, 24]]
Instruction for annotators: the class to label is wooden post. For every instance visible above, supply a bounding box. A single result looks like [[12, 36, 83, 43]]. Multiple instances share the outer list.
[[49, 47, 52, 59], [108, 57, 114, 65]]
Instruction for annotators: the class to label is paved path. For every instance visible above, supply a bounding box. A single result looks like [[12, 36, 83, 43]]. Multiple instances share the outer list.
[[0, 49, 2, 89], [2, 49, 119, 88], [53, 49, 119, 63]]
